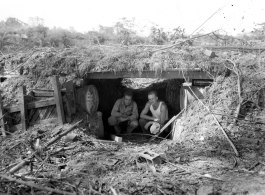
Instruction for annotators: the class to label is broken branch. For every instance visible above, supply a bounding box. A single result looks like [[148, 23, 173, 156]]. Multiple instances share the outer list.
[[166, 161, 224, 181], [45, 119, 82, 148], [149, 109, 185, 141], [0, 174, 76, 195], [182, 74, 239, 156], [9, 120, 82, 174], [226, 59, 243, 124]]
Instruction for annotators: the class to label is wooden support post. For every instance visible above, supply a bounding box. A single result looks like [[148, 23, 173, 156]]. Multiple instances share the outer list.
[[65, 80, 76, 114], [0, 92, 7, 137], [19, 86, 28, 131], [51, 76, 65, 125]]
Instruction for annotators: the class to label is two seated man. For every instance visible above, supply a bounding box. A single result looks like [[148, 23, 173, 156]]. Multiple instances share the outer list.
[[108, 90, 168, 135]]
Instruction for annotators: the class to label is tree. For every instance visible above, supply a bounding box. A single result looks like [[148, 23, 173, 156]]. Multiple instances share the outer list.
[[28, 17, 44, 27], [0, 17, 26, 51], [149, 26, 168, 45], [251, 23, 265, 40], [5, 17, 23, 29], [27, 25, 48, 47]]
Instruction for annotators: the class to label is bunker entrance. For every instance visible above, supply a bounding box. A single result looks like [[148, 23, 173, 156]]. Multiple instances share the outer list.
[[83, 78, 185, 135]]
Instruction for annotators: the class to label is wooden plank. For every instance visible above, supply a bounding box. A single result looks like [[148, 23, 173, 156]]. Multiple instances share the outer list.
[[0, 92, 7, 137], [50, 105, 57, 118], [41, 106, 51, 120], [65, 80, 76, 114], [27, 98, 56, 109], [5, 98, 56, 113], [38, 107, 46, 120], [63, 97, 72, 123], [51, 76, 65, 125], [28, 108, 36, 123], [5, 105, 20, 113], [85, 69, 211, 79], [33, 89, 54, 92], [33, 91, 54, 97], [29, 108, 40, 124], [43, 105, 54, 119], [33, 88, 66, 93], [9, 118, 59, 132], [19, 86, 28, 131]]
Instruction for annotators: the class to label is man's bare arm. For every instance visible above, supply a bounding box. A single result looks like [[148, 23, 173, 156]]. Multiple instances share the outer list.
[[140, 102, 156, 121], [159, 102, 168, 125], [111, 100, 122, 117]]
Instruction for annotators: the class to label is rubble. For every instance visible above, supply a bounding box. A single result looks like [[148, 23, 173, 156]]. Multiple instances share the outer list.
[[1, 45, 265, 194]]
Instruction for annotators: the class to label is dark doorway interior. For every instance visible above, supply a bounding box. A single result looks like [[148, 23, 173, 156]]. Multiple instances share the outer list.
[[84, 78, 184, 134]]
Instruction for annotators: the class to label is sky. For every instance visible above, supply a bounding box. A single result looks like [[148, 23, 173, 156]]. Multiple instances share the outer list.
[[0, 0, 265, 36]]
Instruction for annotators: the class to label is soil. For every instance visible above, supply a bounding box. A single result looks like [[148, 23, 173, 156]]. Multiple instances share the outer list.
[[1, 107, 265, 195]]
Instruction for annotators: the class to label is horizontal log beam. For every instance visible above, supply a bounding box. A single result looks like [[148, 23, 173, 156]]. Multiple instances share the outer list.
[[5, 98, 56, 113], [203, 46, 265, 51], [33, 91, 54, 97], [85, 69, 211, 80]]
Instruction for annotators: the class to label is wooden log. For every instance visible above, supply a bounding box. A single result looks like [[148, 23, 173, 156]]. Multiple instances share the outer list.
[[51, 76, 65, 125], [19, 86, 28, 131], [85, 69, 211, 80], [9, 160, 30, 174], [33, 91, 54, 97], [65, 80, 76, 114], [63, 96, 72, 123], [0, 92, 7, 137], [203, 45, 265, 51], [32, 88, 66, 93], [45, 119, 82, 148], [5, 98, 56, 113]]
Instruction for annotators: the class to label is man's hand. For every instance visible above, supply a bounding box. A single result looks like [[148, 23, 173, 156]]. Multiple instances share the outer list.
[[121, 113, 128, 118], [119, 117, 128, 122], [154, 118, 160, 122], [128, 115, 135, 121]]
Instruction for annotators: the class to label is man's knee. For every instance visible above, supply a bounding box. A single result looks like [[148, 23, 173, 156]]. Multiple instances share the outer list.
[[108, 116, 118, 126], [139, 118, 147, 127], [129, 120, 139, 128]]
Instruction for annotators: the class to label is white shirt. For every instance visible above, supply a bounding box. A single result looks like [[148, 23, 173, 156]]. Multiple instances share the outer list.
[[150, 102, 168, 120]]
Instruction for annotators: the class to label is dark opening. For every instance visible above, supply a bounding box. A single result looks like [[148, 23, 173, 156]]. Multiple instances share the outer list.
[[84, 78, 185, 134]]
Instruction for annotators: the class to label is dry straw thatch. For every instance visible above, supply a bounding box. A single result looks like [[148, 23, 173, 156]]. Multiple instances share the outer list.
[[0, 45, 215, 78]]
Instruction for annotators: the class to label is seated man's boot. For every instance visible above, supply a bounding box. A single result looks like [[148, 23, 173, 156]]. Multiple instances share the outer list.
[[114, 125, 121, 135]]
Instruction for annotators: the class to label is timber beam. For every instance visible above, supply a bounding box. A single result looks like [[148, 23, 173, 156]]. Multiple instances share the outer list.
[[85, 69, 211, 80]]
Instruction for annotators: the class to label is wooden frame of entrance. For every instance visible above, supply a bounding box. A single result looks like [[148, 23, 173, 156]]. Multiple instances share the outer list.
[[85, 68, 211, 80]]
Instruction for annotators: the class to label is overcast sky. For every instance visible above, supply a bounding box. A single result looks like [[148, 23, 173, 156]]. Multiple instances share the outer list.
[[0, 0, 264, 35]]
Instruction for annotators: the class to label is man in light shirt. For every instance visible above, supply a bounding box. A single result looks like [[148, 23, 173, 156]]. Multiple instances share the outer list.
[[139, 91, 168, 134], [108, 90, 139, 135]]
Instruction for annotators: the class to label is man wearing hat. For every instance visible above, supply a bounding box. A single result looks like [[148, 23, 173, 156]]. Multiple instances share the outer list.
[[139, 91, 168, 134]]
